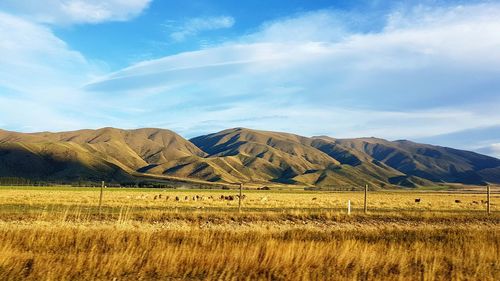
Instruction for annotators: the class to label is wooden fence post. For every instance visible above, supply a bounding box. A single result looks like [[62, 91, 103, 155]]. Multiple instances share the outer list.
[[364, 184, 368, 214], [98, 181, 104, 215], [487, 185, 491, 215], [238, 183, 243, 213]]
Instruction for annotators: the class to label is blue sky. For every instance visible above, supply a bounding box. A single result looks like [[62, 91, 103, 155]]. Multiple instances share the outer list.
[[0, 0, 499, 158]]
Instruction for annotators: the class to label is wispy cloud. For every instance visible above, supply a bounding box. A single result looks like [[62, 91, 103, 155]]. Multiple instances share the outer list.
[[416, 125, 500, 158], [0, 12, 91, 92], [0, 11, 121, 131], [168, 16, 235, 42], [478, 143, 500, 158], [1, 1, 500, 158], [242, 10, 357, 43], [83, 3, 500, 156], [0, 0, 151, 25]]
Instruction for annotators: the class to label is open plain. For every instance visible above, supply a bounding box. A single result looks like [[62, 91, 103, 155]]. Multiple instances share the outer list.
[[0, 186, 498, 280]]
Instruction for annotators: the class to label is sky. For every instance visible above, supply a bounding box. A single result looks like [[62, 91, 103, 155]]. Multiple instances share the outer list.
[[0, 0, 499, 158]]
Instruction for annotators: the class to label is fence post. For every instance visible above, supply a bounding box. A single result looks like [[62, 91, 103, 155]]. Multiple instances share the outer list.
[[98, 181, 104, 215], [364, 184, 368, 214], [487, 185, 491, 215], [238, 183, 243, 213], [347, 200, 351, 215]]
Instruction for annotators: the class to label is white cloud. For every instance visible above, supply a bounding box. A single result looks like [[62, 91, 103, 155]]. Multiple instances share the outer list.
[[477, 143, 500, 159], [169, 16, 235, 42], [0, 12, 92, 93], [83, 3, 500, 157], [490, 144, 500, 158], [1, 1, 500, 160], [0, 0, 151, 25], [242, 10, 351, 43], [0, 12, 113, 132]]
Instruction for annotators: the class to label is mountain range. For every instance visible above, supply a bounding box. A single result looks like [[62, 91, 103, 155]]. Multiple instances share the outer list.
[[0, 127, 499, 189]]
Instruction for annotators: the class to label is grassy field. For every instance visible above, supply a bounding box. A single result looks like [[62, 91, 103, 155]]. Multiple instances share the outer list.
[[0, 186, 498, 280]]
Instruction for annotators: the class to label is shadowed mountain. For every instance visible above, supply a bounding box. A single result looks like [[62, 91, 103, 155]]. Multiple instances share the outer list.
[[191, 128, 500, 187], [0, 127, 499, 187], [0, 128, 206, 183], [190, 128, 415, 187], [0, 142, 131, 182], [0, 127, 205, 169], [329, 138, 500, 185]]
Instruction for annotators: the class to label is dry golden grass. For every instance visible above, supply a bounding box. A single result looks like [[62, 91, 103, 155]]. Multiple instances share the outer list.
[[0, 219, 498, 280], [0, 186, 498, 280], [0, 186, 496, 212]]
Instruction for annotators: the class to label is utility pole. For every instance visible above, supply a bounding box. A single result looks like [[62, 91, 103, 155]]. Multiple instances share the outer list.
[[99, 181, 104, 215], [364, 184, 368, 214]]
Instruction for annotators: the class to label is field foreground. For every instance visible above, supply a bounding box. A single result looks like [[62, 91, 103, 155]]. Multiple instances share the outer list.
[[0, 187, 498, 280]]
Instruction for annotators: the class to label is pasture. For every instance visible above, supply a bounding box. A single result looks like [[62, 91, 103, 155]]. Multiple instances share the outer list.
[[0, 186, 498, 280]]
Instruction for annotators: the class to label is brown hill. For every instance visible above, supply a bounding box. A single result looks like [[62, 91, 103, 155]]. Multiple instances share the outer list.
[[190, 128, 426, 188], [329, 138, 500, 185], [0, 128, 206, 184], [0, 127, 499, 188], [0, 142, 131, 182]]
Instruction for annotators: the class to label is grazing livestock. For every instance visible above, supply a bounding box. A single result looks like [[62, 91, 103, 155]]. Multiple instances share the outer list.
[[212, 194, 243, 201], [455, 200, 461, 203], [415, 198, 421, 203], [312, 197, 317, 201], [184, 196, 189, 201]]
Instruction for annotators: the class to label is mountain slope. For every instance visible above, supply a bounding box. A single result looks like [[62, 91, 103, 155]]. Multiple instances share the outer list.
[[191, 128, 418, 187], [0, 127, 499, 187], [191, 128, 500, 187], [0, 128, 207, 183], [0, 142, 131, 182], [331, 138, 500, 185], [0, 127, 205, 170]]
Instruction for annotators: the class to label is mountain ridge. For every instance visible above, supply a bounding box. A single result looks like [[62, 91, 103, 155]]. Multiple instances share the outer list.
[[0, 127, 499, 188]]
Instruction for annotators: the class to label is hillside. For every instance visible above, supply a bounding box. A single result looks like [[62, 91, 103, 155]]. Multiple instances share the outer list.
[[330, 138, 500, 185], [0, 128, 206, 184], [0, 127, 499, 188]]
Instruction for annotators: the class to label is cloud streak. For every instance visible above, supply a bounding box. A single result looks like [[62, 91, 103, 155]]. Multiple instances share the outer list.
[[0, 0, 151, 25], [168, 16, 235, 42], [86, 4, 500, 140], [1, 2, 500, 158], [0, 11, 124, 131], [478, 143, 500, 159]]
